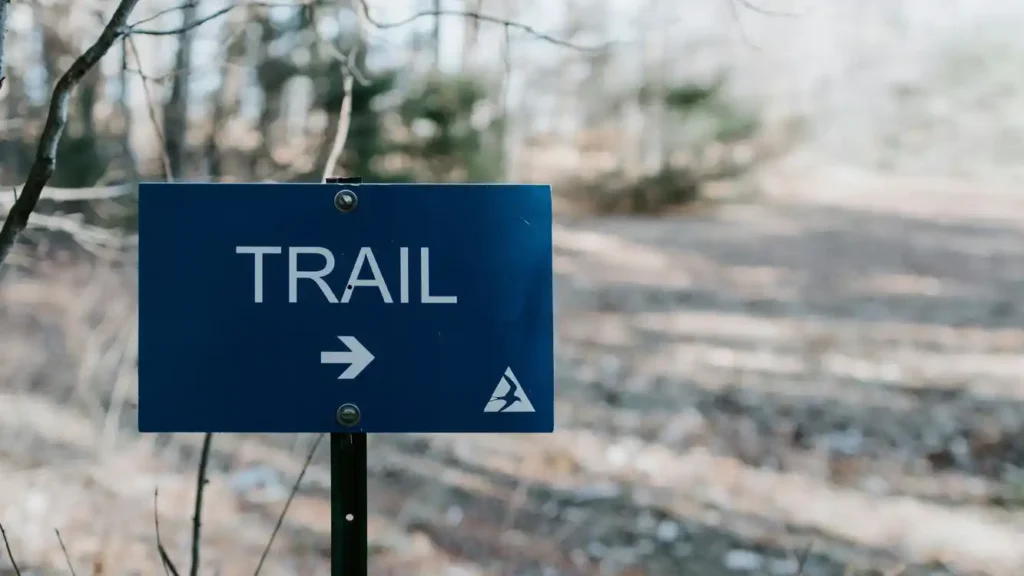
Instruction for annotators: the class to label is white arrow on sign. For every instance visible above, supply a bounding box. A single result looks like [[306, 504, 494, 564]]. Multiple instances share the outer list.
[[320, 336, 374, 379]]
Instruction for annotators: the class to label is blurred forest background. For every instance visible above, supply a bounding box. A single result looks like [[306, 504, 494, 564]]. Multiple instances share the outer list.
[[3, 0, 1024, 575]]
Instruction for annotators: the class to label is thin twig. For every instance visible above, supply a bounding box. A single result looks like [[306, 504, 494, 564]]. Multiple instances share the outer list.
[[0, 198, 134, 255], [356, 0, 601, 50], [189, 433, 213, 576], [124, 36, 174, 181], [499, 21, 512, 178], [792, 540, 814, 576], [725, 0, 763, 50], [253, 433, 325, 576], [125, 0, 309, 36], [19, 212, 135, 246], [55, 529, 78, 576], [0, 0, 10, 96], [0, 0, 142, 274], [0, 521, 21, 576], [321, 58, 356, 182], [313, 37, 372, 87], [122, 13, 252, 85], [0, 184, 134, 206], [734, 0, 799, 17], [126, 0, 597, 49], [125, 0, 198, 29], [128, 4, 231, 36], [119, 35, 140, 181], [154, 489, 182, 576], [725, 0, 799, 49]]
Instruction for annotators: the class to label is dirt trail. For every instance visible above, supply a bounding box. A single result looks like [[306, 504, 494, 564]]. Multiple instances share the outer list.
[[2, 159, 1024, 575]]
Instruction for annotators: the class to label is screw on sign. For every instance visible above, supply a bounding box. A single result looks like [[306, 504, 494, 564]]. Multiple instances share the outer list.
[[137, 178, 554, 576], [334, 189, 357, 212], [337, 403, 361, 426]]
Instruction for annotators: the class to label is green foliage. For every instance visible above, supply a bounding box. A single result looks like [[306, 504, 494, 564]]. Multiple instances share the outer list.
[[397, 73, 502, 181], [51, 134, 109, 188], [307, 66, 501, 182], [664, 79, 723, 109], [660, 76, 759, 143], [699, 98, 760, 143], [994, 466, 1024, 508], [249, 7, 500, 183], [568, 71, 762, 215], [312, 62, 399, 181], [562, 167, 702, 215]]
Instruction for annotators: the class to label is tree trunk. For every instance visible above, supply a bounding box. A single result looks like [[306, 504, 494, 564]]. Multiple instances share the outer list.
[[432, 0, 442, 69], [204, 13, 247, 180], [120, 39, 139, 179], [162, 2, 198, 179]]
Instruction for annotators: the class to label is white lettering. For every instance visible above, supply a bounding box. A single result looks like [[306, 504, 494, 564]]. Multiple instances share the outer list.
[[236, 246, 282, 303], [399, 247, 410, 303], [342, 247, 393, 303], [238, 246, 455, 304], [420, 247, 457, 304], [289, 247, 338, 303]]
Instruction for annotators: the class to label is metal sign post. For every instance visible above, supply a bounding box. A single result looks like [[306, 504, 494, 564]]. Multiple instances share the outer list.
[[136, 177, 555, 576], [332, 432, 367, 575], [326, 177, 369, 576]]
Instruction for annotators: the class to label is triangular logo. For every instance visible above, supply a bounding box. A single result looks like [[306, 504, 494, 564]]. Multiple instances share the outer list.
[[483, 367, 535, 413]]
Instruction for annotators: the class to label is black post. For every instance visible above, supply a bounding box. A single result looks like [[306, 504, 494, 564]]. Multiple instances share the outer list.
[[327, 174, 368, 576], [331, 433, 368, 576]]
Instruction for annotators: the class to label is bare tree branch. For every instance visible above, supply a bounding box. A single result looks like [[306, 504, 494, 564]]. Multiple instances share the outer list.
[[119, 37, 140, 180], [726, 0, 799, 49], [124, 0, 309, 36], [356, 0, 603, 50], [189, 434, 213, 576], [725, 0, 760, 49], [125, 0, 212, 29], [55, 529, 78, 576], [122, 7, 254, 86], [321, 57, 356, 182], [16, 212, 135, 256], [0, 521, 21, 576], [0, 184, 136, 256], [791, 540, 814, 576], [131, 4, 234, 37], [125, 36, 174, 181], [312, 34, 372, 86], [162, 0, 198, 178], [0, 183, 134, 204], [0, 0, 10, 94], [733, 0, 798, 17], [154, 489, 182, 576], [123, 0, 599, 48], [253, 433, 325, 576], [0, 0, 142, 275]]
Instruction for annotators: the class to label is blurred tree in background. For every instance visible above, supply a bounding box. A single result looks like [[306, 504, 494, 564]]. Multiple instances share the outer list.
[[0, 0, 770, 239]]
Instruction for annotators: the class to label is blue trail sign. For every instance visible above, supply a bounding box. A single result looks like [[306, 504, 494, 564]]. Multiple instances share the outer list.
[[137, 183, 554, 433]]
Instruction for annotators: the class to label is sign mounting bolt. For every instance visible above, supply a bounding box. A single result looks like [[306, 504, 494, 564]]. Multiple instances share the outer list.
[[334, 190, 358, 212], [336, 403, 361, 426]]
